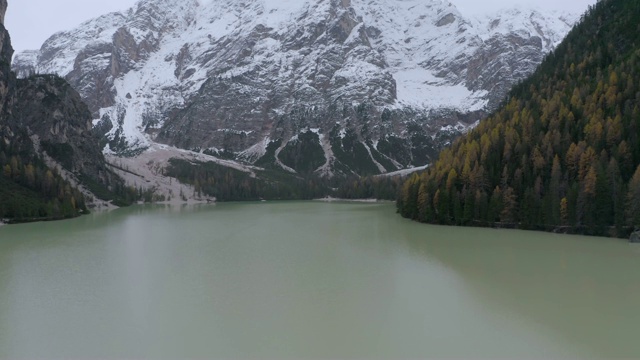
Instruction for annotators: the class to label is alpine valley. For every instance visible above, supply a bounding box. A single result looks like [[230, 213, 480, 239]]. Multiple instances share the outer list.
[[13, 0, 577, 180]]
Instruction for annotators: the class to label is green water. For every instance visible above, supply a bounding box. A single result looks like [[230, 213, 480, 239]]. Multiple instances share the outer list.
[[1, 202, 639, 358]]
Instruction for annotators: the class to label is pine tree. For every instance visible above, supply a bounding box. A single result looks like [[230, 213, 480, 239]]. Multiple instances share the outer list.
[[626, 165, 640, 226]]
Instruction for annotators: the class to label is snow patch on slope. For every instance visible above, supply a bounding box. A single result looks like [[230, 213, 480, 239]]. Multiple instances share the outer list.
[[474, 6, 579, 49], [393, 68, 488, 111]]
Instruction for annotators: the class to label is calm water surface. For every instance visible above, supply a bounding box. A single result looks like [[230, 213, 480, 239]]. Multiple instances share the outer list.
[[1, 202, 639, 358]]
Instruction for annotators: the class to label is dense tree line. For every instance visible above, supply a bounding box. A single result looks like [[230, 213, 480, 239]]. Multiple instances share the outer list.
[[167, 157, 410, 201], [334, 175, 402, 200], [398, 0, 640, 237], [166, 159, 328, 201], [0, 144, 153, 221]]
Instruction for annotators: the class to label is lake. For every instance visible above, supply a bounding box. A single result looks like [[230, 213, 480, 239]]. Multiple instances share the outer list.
[[1, 201, 639, 358]]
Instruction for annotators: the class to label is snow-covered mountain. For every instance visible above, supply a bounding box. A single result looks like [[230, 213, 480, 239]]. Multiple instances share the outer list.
[[13, 0, 578, 176]]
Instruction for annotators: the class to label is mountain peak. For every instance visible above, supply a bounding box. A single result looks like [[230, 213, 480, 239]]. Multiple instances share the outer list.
[[12, 0, 578, 176]]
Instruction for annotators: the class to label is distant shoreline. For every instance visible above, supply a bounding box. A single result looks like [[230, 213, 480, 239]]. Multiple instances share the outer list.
[[313, 197, 390, 203]]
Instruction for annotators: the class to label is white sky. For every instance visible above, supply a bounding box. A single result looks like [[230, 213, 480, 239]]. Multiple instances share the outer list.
[[5, 0, 597, 54], [453, 0, 597, 17]]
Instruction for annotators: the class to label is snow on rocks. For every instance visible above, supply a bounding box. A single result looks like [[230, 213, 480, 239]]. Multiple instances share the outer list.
[[12, 0, 580, 171]]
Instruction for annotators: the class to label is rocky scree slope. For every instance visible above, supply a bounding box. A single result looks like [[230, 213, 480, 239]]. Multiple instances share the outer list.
[[13, 0, 577, 177]]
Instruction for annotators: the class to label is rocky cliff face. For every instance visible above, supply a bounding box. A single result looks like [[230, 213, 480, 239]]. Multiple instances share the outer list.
[[0, 0, 14, 118], [13, 75, 119, 187], [13, 0, 578, 176], [0, 0, 6, 26], [0, 0, 123, 208]]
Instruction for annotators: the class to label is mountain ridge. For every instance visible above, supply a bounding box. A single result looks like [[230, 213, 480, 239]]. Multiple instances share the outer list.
[[13, 0, 578, 177]]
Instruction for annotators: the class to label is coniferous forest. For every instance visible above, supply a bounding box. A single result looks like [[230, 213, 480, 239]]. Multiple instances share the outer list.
[[0, 130, 88, 221], [398, 0, 640, 237]]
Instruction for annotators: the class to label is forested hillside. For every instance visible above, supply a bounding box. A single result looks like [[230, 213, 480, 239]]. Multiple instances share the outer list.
[[0, 75, 141, 222], [0, 136, 88, 221], [0, 0, 136, 223], [0, 2, 86, 222], [398, 0, 640, 237]]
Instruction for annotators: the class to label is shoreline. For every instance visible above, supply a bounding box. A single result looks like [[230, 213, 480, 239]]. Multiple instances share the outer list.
[[313, 196, 391, 203], [1, 198, 391, 226], [406, 217, 637, 241]]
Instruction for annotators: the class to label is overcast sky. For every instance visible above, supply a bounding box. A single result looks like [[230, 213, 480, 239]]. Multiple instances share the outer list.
[[5, 0, 597, 54]]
